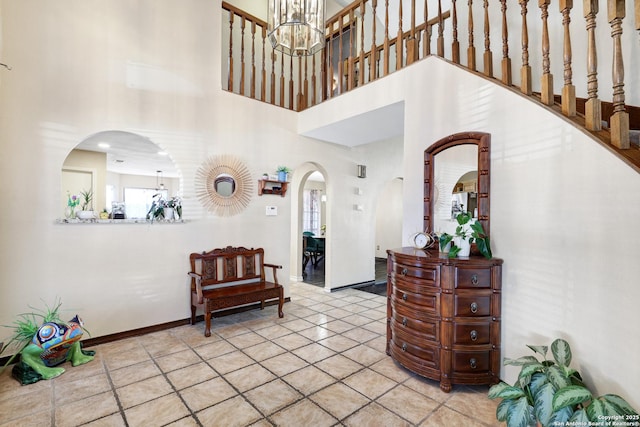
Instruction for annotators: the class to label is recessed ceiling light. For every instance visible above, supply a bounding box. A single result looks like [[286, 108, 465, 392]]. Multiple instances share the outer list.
[[158, 151, 168, 156], [98, 142, 110, 149]]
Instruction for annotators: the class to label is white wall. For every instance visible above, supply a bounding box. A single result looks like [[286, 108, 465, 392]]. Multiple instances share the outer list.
[[1, 0, 639, 410]]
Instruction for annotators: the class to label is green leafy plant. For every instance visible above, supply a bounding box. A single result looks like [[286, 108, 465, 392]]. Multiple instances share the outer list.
[[146, 194, 182, 222], [488, 338, 637, 427], [79, 189, 93, 211], [438, 212, 492, 258], [276, 166, 290, 173]]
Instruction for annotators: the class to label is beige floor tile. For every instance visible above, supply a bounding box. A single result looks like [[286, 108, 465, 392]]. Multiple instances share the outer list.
[[420, 405, 493, 427], [343, 368, 397, 399], [341, 326, 381, 343], [292, 343, 336, 363], [297, 326, 335, 341], [116, 375, 174, 408], [0, 379, 52, 424], [226, 331, 266, 349], [369, 358, 413, 383], [270, 398, 337, 427], [54, 373, 111, 405], [193, 340, 235, 360], [376, 385, 440, 424], [102, 345, 151, 371], [403, 376, 452, 403], [362, 321, 387, 335], [242, 340, 286, 361], [213, 323, 252, 339], [224, 364, 276, 392], [358, 299, 385, 308], [253, 324, 294, 340], [141, 335, 190, 358], [196, 395, 262, 427], [342, 313, 377, 326], [155, 348, 201, 373], [55, 390, 120, 427], [445, 386, 499, 425], [299, 313, 333, 325], [359, 308, 388, 321], [284, 306, 317, 317], [340, 304, 370, 314], [282, 365, 337, 395], [342, 344, 386, 366], [0, 410, 51, 427], [244, 379, 302, 415], [164, 416, 199, 427], [247, 419, 274, 427], [207, 350, 255, 374], [124, 393, 190, 427], [340, 295, 367, 303], [364, 336, 388, 353], [179, 376, 237, 412], [49, 356, 105, 383], [0, 367, 51, 398], [323, 319, 357, 333], [344, 402, 411, 427], [271, 332, 312, 351], [166, 361, 217, 390], [314, 354, 363, 379], [260, 352, 308, 376], [324, 307, 352, 318], [317, 334, 359, 352], [310, 382, 369, 420], [84, 412, 127, 426], [109, 360, 161, 388], [280, 318, 316, 332]]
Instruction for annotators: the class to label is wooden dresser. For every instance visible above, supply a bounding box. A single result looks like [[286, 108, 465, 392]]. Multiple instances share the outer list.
[[386, 247, 503, 392]]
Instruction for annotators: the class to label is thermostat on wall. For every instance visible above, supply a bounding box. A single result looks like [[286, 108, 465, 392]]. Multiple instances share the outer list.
[[266, 206, 277, 216]]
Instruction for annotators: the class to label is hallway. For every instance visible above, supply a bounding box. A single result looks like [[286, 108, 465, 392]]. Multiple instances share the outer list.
[[303, 258, 387, 296]]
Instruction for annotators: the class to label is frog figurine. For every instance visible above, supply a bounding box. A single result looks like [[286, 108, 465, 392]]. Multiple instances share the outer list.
[[12, 315, 95, 384]]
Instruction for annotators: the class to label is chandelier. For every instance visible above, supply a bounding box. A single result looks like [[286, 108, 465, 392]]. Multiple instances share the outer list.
[[267, 0, 326, 56]]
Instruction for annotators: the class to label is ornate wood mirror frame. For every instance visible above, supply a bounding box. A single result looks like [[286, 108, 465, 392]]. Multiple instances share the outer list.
[[424, 131, 491, 239]]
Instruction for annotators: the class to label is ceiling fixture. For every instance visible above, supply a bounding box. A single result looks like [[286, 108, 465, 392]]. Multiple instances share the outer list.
[[156, 170, 165, 190], [267, 0, 326, 56]]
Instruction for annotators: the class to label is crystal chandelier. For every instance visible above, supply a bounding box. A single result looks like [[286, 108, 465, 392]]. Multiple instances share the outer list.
[[267, 0, 326, 56]]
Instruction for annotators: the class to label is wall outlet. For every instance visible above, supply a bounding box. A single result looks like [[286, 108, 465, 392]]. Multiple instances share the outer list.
[[266, 206, 277, 216]]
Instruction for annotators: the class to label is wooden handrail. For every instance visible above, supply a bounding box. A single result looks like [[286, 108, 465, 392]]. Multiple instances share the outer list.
[[220, 0, 638, 166]]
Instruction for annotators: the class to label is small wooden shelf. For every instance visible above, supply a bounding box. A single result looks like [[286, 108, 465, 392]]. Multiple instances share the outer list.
[[258, 179, 288, 197]]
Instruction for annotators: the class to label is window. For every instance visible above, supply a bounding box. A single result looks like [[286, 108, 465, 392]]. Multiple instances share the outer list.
[[302, 189, 321, 235], [123, 188, 167, 219]]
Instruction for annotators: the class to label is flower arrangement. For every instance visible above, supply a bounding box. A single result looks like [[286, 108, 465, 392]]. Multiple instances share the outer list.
[[67, 192, 80, 210]]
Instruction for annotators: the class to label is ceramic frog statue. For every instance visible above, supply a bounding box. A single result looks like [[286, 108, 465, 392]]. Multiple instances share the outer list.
[[13, 315, 95, 384]]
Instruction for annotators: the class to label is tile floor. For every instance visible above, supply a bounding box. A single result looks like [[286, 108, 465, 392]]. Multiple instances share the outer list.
[[0, 282, 501, 427]]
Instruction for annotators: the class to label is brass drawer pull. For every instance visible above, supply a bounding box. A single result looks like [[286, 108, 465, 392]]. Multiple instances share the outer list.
[[470, 358, 477, 369], [470, 302, 478, 313], [402, 317, 408, 326], [470, 330, 478, 341], [402, 343, 407, 352], [402, 293, 408, 301], [471, 274, 478, 285], [401, 268, 408, 275]]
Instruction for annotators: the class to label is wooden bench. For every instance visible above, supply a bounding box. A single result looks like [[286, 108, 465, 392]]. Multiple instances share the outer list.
[[188, 246, 284, 337]]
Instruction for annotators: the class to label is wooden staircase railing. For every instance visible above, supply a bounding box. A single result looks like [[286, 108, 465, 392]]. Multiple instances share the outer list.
[[222, 0, 640, 169]]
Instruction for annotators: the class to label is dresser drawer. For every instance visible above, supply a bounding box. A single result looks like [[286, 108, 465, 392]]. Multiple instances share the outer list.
[[394, 297, 438, 322], [390, 338, 439, 369], [391, 313, 438, 342], [392, 286, 439, 311], [393, 263, 437, 283], [455, 267, 491, 289], [453, 323, 490, 345], [454, 295, 491, 317], [453, 351, 490, 373]]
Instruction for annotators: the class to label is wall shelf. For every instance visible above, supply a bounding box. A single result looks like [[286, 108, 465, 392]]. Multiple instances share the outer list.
[[258, 179, 288, 197]]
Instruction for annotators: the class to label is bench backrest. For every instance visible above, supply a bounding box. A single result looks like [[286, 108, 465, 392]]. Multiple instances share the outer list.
[[189, 246, 266, 291]]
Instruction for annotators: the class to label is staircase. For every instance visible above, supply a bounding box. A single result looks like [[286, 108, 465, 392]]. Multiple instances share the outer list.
[[222, 0, 640, 171]]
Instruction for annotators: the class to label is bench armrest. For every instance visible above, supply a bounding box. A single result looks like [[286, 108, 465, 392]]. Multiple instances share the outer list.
[[188, 272, 204, 304], [264, 263, 282, 284]]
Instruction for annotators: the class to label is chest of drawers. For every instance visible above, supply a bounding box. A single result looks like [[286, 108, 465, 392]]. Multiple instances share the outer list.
[[386, 248, 503, 392]]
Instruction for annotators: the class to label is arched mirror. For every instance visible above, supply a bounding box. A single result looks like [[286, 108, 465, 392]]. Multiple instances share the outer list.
[[195, 155, 253, 217], [424, 132, 491, 239]]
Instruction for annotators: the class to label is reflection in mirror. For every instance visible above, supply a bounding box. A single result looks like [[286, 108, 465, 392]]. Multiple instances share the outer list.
[[424, 132, 491, 240], [214, 174, 236, 197], [62, 130, 180, 219]]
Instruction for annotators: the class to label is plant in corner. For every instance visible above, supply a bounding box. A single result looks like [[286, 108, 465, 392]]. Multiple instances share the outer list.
[[488, 338, 638, 427], [438, 211, 492, 258]]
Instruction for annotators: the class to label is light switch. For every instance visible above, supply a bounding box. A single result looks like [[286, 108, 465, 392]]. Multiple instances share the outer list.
[[266, 206, 277, 216]]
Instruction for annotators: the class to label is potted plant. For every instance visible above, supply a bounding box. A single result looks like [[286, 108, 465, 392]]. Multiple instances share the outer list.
[[438, 212, 492, 258], [146, 194, 182, 222], [99, 208, 109, 220], [488, 338, 637, 427], [164, 196, 182, 220], [276, 166, 290, 182], [76, 189, 94, 219]]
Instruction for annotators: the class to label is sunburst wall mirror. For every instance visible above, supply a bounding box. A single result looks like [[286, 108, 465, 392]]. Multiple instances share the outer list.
[[195, 155, 253, 217]]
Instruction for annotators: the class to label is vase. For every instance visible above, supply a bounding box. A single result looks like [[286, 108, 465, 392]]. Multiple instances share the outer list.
[[278, 171, 287, 182], [65, 206, 76, 219], [164, 207, 175, 220], [455, 237, 471, 257]]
